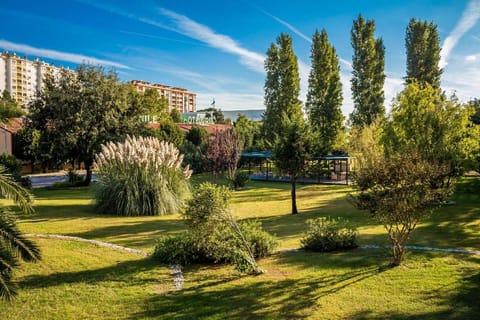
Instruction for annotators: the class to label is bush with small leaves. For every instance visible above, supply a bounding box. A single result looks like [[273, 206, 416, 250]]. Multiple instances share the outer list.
[[238, 220, 277, 258], [154, 182, 276, 274], [233, 171, 250, 189], [152, 232, 210, 266], [94, 135, 191, 216], [301, 217, 358, 252]]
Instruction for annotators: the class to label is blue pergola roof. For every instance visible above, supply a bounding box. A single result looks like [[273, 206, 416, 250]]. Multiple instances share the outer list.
[[241, 151, 274, 159], [241, 151, 351, 160]]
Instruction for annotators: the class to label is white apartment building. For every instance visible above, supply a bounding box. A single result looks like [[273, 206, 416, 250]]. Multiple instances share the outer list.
[[131, 80, 196, 113], [0, 51, 65, 108]]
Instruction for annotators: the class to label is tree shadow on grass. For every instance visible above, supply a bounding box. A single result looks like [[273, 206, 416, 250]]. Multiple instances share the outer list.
[[63, 219, 187, 248], [132, 251, 390, 319], [19, 257, 164, 290], [350, 270, 480, 319], [245, 197, 380, 244], [18, 204, 96, 221]]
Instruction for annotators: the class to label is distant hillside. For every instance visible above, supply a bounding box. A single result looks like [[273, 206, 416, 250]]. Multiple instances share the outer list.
[[222, 109, 265, 122]]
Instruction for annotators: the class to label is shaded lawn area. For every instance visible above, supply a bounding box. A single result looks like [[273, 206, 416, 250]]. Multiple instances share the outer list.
[[143, 251, 480, 320], [0, 239, 172, 320], [1, 238, 477, 319]]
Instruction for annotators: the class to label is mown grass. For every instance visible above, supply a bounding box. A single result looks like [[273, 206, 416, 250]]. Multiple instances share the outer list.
[[0, 176, 478, 319]]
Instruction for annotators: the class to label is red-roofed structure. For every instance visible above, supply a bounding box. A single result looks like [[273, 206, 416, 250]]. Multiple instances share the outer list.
[[0, 117, 25, 155]]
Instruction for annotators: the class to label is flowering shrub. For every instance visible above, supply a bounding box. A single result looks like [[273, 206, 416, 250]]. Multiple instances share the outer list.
[[94, 135, 191, 216]]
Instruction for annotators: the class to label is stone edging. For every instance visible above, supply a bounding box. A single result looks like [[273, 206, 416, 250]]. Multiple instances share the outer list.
[[277, 245, 480, 256], [25, 234, 185, 289], [25, 233, 148, 256], [359, 244, 480, 255]]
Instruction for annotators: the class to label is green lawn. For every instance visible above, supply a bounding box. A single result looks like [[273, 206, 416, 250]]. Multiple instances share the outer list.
[[0, 176, 478, 319]]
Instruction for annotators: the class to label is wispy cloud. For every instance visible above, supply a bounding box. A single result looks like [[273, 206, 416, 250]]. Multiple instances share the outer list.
[[77, 1, 266, 73], [256, 7, 352, 71], [119, 30, 207, 47], [440, 0, 480, 68], [260, 9, 311, 43], [0, 39, 129, 69], [157, 8, 265, 73]]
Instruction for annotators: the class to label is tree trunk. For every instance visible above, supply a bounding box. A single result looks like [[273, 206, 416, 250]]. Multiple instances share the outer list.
[[30, 160, 35, 174], [392, 240, 405, 266], [291, 177, 298, 214], [84, 160, 93, 186]]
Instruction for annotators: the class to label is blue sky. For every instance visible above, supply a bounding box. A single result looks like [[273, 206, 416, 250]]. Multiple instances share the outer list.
[[1, 0, 479, 114]]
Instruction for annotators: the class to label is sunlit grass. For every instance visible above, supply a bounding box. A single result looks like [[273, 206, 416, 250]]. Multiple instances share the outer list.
[[0, 175, 478, 318]]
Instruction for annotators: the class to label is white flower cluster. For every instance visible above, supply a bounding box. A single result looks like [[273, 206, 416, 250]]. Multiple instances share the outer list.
[[96, 135, 192, 179]]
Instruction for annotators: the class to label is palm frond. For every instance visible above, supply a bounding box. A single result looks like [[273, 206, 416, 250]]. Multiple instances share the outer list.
[[0, 213, 41, 262], [0, 166, 34, 214], [0, 245, 18, 300]]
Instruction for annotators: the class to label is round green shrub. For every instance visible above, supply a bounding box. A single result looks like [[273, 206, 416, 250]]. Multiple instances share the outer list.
[[233, 171, 250, 189], [94, 135, 191, 216], [301, 217, 358, 252], [154, 183, 275, 273], [152, 232, 211, 265], [238, 220, 277, 258]]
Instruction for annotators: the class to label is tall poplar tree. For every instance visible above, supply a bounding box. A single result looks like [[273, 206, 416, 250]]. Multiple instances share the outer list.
[[350, 15, 385, 128], [262, 33, 302, 145], [405, 19, 442, 89], [306, 29, 344, 155]]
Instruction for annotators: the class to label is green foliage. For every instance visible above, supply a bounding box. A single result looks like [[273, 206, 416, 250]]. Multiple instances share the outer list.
[[262, 33, 303, 146], [0, 153, 21, 179], [351, 151, 453, 266], [152, 232, 207, 265], [94, 135, 191, 216], [383, 82, 479, 175], [180, 141, 207, 173], [350, 15, 385, 127], [306, 29, 345, 155], [348, 119, 384, 166], [155, 119, 186, 147], [234, 114, 262, 151], [153, 221, 277, 268], [0, 167, 40, 300], [237, 220, 278, 258], [184, 182, 230, 226], [405, 19, 442, 89], [186, 126, 209, 147], [178, 182, 274, 273], [233, 171, 250, 189], [29, 65, 144, 184], [13, 125, 40, 173], [170, 108, 182, 123], [301, 217, 358, 252], [140, 88, 169, 122], [469, 98, 480, 125], [274, 118, 313, 214], [0, 90, 24, 122]]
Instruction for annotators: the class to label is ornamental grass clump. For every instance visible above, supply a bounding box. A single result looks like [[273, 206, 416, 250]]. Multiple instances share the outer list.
[[94, 135, 192, 216]]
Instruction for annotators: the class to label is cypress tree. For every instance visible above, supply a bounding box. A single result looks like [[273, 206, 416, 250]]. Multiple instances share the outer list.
[[350, 15, 386, 128], [306, 29, 344, 155], [405, 18, 442, 89], [262, 33, 302, 145], [262, 43, 281, 143]]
